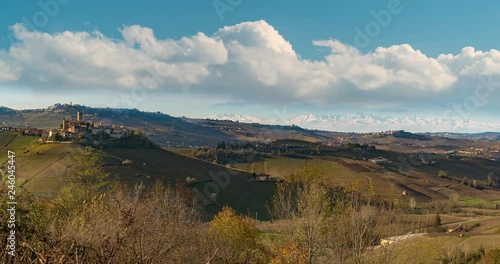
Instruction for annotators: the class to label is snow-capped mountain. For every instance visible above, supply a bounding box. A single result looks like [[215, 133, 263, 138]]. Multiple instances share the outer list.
[[199, 113, 500, 133], [203, 114, 265, 124]]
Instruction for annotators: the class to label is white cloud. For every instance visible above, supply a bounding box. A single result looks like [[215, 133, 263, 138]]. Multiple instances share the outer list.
[[0, 56, 19, 82], [0, 20, 499, 108], [216, 20, 296, 58], [120, 25, 228, 64], [6, 23, 225, 89], [314, 40, 456, 91], [438, 46, 500, 77]]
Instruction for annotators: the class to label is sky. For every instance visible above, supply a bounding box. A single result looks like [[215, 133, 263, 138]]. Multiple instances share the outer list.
[[1, 0, 500, 132]]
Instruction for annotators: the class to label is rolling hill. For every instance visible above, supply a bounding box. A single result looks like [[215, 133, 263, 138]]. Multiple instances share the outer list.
[[0, 132, 275, 219]]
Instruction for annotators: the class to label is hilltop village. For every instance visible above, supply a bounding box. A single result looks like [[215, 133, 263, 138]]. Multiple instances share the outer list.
[[1, 109, 132, 143], [46, 111, 131, 142]]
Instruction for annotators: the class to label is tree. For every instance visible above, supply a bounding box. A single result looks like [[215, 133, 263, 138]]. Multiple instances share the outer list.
[[271, 241, 308, 264], [216, 141, 226, 150], [270, 168, 333, 264], [409, 198, 417, 212], [487, 172, 497, 187], [293, 182, 332, 264], [434, 214, 442, 231], [315, 145, 322, 155], [438, 170, 448, 178], [56, 148, 112, 215], [209, 207, 266, 263]]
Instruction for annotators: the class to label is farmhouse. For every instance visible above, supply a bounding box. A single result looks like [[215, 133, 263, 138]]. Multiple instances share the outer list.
[[447, 224, 464, 234], [251, 173, 278, 182], [369, 156, 392, 164]]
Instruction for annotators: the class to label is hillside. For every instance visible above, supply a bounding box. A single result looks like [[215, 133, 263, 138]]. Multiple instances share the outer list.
[[100, 147, 275, 219], [172, 137, 500, 209], [0, 132, 39, 164], [2, 104, 500, 215], [1, 104, 326, 148], [2, 104, 499, 153], [0, 132, 274, 219]]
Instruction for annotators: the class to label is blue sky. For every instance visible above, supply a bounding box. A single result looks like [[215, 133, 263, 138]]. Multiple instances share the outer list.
[[1, 0, 500, 132]]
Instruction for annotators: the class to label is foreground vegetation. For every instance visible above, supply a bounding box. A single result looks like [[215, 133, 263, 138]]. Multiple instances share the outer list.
[[1, 148, 500, 263], [1, 132, 500, 263]]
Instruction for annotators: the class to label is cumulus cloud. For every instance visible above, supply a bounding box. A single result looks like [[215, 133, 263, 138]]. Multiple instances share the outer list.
[[438, 47, 500, 76], [6, 23, 226, 90], [313, 40, 456, 91], [0, 20, 500, 107], [0, 57, 19, 82], [120, 25, 227, 64]]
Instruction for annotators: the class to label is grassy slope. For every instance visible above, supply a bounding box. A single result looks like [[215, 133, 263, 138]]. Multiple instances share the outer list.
[[1, 132, 274, 219], [102, 148, 275, 219], [391, 216, 500, 263], [0, 133, 80, 198], [19, 144, 79, 198], [174, 141, 500, 204], [0, 133, 38, 163]]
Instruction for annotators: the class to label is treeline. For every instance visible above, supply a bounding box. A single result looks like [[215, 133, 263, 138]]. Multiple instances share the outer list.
[[80, 130, 157, 149], [192, 141, 260, 165], [192, 141, 376, 165], [438, 170, 499, 191], [341, 142, 376, 152]]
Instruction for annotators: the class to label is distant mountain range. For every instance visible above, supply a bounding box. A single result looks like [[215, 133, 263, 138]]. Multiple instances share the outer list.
[[1, 104, 499, 147], [422, 132, 500, 140], [202, 113, 500, 133]]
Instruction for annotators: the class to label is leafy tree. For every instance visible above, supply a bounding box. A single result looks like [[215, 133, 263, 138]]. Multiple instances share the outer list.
[[315, 145, 322, 155], [209, 206, 266, 263], [271, 241, 308, 264], [434, 214, 442, 229], [55, 148, 112, 215], [216, 141, 226, 150]]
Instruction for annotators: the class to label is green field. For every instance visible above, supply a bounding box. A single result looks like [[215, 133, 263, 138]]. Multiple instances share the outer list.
[[231, 155, 406, 196], [17, 144, 77, 198], [0, 132, 39, 163], [0, 133, 81, 198], [390, 215, 500, 263]]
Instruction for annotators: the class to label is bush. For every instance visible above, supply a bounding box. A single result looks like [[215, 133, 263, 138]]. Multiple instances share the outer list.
[[209, 207, 267, 263], [481, 248, 500, 264], [438, 246, 485, 264]]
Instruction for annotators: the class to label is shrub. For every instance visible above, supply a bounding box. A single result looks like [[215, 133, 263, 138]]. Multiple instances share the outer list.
[[209, 207, 266, 263], [271, 241, 308, 264], [481, 248, 500, 264], [438, 246, 485, 264]]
